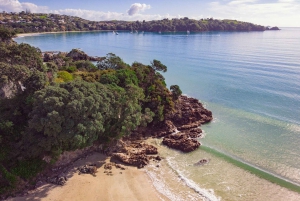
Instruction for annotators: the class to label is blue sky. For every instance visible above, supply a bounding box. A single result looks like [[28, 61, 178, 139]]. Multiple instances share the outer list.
[[1, 0, 299, 26]]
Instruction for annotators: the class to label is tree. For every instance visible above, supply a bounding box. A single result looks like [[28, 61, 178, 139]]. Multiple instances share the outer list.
[[0, 27, 16, 41], [151, 59, 167, 72], [96, 53, 129, 70], [170, 85, 182, 100], [24, 81, 115, 157]]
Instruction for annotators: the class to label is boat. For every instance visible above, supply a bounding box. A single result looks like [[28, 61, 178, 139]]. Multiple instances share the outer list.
[[116, 32, 119, 35], [187, 30, 190, 34]]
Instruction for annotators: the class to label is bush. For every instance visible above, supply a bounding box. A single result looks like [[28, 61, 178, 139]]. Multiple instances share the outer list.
[[57, 71, 74, 82], [11, 159, 46, 180]]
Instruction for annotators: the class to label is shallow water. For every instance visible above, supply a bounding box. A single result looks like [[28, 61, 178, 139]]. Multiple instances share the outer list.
[[15, 28, 300, 199]]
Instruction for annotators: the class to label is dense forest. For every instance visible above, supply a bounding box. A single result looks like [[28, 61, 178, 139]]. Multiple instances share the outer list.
[[0, 26, 182, 196], [0, 11, 274, 34]]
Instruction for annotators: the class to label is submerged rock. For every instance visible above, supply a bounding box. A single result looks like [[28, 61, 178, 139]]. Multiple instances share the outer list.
[[194, 159, 210, 166]]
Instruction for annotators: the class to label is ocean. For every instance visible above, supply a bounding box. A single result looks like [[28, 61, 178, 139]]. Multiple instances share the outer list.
[[15, 28, 300, 200]]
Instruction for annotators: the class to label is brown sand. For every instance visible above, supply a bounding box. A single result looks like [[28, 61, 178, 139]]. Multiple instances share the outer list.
[[8, 153, 165, 201]]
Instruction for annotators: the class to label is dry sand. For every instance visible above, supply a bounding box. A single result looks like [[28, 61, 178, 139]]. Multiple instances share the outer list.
[[8, 153, 166, 201]]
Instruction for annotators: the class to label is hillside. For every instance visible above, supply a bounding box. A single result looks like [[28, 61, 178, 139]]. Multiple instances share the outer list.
[[0, 11, 269, 33]]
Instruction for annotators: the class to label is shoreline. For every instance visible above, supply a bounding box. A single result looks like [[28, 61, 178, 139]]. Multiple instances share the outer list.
[[16, 30, 113, 38], [7, 152, 166, 201]]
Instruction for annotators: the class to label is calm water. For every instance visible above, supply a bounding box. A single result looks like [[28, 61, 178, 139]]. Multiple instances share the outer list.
[[15, 28, 300, 200]]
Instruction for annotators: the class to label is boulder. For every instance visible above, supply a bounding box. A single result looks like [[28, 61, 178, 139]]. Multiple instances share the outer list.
[[162, 133, 200, 152], [66, 49, 89, 61], [113, 153, 149, 168]]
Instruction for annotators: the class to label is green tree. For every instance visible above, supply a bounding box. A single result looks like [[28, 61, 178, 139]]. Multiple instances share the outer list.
[[24, 81, 115, 157], [151, 59, 167, 72], [97, 53, 129, 70], [170, 85, 182, 100]]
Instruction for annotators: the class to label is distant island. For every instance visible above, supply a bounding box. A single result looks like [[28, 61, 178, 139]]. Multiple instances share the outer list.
[[0, 11, 279, 34]]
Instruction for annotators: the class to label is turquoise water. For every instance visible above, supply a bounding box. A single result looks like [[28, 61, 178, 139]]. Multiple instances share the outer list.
[[15, 29, 300, 199]]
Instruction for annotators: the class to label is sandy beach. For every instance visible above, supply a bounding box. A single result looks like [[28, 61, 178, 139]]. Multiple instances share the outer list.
[[8, 152, 165, 201], [16, 30, 113, 38]]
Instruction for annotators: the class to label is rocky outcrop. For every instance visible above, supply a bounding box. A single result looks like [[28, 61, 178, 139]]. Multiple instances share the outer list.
[[145, 96, 212, 152], [266, 26, 280, 30], [171, 96, 213, 126], [126, 95, 212, 153], [112, 141, 160, 168], [66, 49, 89, 61], [162, 133, 201, 152], [113, 153, 149, 168]]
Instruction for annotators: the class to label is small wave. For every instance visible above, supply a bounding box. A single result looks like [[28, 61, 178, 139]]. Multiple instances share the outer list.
[[166, 157, 221, 201], [288, 124, 300, 133], [146, 170, 184, 201]]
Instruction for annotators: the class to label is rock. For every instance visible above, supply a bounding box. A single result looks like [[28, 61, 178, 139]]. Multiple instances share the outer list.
[[130, 143, 158, 155], [104, 163, 113, 170], [48, 176, 67, 186], [66, 49, 89, 61], [194, 159, 209, 166], [115, 164, 126, 170], [162, 133, 201, 152], [43, 52, 54, 62], [113, 153, 149, 168], [170, 96, 213, 127], [78, 164, 98, 175], [270, 26, 280, 30]]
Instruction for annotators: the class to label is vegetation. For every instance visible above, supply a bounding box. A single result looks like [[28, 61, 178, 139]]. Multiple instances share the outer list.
[[0, 12, 267, 34], [0, 27, 181, 196]]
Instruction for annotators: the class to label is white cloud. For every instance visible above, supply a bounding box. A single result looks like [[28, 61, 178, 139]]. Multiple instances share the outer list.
[[127, 3, 151, 16], [228, 0, 258, 5], [209, 0, 300, 26], [0, 0, 48, 13]]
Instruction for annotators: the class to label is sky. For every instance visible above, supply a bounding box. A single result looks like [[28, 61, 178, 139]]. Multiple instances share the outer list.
[[0, 0, 299, 26]]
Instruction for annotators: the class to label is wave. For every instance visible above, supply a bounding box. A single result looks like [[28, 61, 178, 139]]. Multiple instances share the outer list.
[[165, 157, 221, 201], [201, 145, 300, 193]]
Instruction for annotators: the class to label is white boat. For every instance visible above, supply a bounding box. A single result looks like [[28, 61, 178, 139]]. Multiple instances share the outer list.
[[135, 30, 138, 33], [113, 31, 115, 34], [159, 31, 161, 34], [187, 30, 190, 34], [116, 32, 119, 35]]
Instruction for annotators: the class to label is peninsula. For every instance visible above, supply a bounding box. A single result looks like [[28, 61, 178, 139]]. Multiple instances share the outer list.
[[0, 27, 212, 200], [0, 11, 279, 34]]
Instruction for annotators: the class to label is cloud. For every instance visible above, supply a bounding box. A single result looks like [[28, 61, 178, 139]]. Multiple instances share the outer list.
[[54, 8, 174, 21], [208, 0, 300, 26], [127, 3, 151, 16], [228, 0, 258, 5], [0, 0, 48, 13]]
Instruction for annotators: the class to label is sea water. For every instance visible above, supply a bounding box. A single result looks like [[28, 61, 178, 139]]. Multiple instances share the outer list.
[[15, 28, 300, 200]]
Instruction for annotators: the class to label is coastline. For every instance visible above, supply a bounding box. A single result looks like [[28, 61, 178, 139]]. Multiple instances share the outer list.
[[16, 30, 112, 38], [7, 152, 166, 201]]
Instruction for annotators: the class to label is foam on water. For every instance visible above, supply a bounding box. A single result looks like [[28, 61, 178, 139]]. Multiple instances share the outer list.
[[165, 157, 221, 201]]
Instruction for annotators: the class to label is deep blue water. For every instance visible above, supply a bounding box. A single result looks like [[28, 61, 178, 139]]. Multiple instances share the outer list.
[[15, 28, 300, 188]]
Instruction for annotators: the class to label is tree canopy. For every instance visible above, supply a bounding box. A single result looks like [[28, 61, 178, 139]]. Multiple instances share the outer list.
[[0, 27, 180, 195]]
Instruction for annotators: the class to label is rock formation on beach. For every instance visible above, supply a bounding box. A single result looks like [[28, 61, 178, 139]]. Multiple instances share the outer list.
[[125, 95, 212, 150]]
